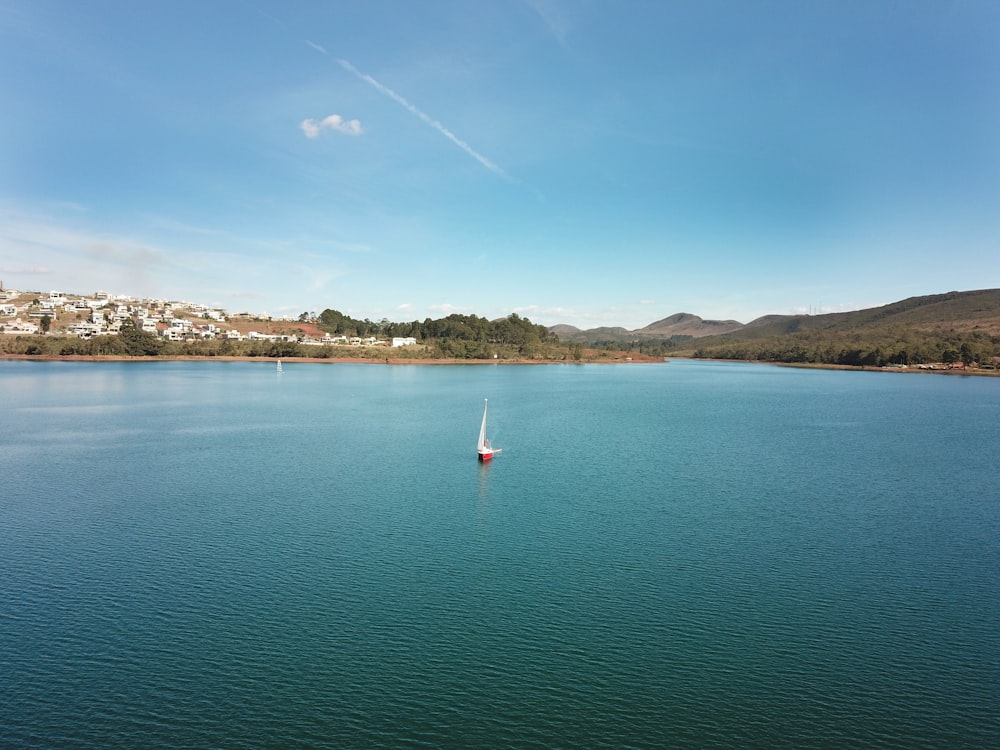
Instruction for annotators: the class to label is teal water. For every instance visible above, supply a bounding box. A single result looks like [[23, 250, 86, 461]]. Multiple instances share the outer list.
[[1, 359, 998, 748]]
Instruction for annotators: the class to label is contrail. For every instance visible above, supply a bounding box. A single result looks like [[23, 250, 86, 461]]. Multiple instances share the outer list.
[[336, 58, 513, 181]]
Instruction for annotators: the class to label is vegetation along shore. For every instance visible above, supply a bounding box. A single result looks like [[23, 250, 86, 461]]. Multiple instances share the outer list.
[[2, 287, 1000, 373]]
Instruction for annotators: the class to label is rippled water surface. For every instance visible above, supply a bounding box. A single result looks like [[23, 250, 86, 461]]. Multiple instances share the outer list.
[[2, 359, 999, 748]]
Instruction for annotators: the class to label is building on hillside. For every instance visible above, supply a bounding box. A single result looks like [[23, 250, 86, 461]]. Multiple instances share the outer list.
[[66, 321, 102, 338], [391, 337, 418, 347], [1, 318, 39, 334]]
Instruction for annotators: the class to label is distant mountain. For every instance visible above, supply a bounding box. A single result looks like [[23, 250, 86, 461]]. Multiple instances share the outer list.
[[551, 289, 1000, 345], [552, 312, 745, 343], [586, 326, 632, 337], [635, 313, 744, 337]]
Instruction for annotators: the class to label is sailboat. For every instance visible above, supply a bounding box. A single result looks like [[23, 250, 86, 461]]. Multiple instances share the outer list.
[[477, 398, 501, 462], [276, 359, 283, 374]]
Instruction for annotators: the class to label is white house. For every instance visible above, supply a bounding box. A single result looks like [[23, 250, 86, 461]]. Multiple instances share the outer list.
[[0, 304, 18, 316], [391, 337, 417, 347], [1, 318, 39, 334], [67, 321, 102, 338], [110, 307, 132, 324]]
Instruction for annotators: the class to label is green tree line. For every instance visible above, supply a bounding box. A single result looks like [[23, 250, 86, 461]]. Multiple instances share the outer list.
[[0, 310, 579, 361], [317, 309, 561, 358], [688, 328, 1000, 367], [585, 336, 693, 358]]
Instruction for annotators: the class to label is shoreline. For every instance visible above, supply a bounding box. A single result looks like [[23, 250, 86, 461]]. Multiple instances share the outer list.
[[3, 353, 997, 375], [0, 353, 662, 365], [669, 357, 1000, 377], [767, 360, 999, 377]]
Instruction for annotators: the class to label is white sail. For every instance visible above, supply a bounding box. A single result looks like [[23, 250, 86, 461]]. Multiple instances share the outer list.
[[478, 399, 489, 452]]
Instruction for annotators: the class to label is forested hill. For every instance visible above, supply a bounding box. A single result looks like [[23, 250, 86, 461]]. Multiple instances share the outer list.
[[318, 309, 561, 359], [726, 289, 1000, 340], [555, 289, 1000, 344], [686, 289, 1000, 367], [548, 289, 1000, 368]]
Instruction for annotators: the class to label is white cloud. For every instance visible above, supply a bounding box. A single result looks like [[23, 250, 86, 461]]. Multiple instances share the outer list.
[[301, 120, 321, 139], [0, 265, 52, 275], [141, 215, 231, 237], [0, 209, 172, 298], [428, 303, 465, 315], [300, 114, 364, 139]]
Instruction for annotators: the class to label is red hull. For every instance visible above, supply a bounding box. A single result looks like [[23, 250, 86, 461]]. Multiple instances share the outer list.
[[478, 451, 493, 462]]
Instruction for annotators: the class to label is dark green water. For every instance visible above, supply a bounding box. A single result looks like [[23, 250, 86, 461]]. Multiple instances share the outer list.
[[2, 359, 998, 748]]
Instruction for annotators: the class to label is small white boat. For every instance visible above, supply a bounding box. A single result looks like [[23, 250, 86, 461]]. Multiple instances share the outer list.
[[276, 360, 283, 373], [477, 398, 501, 462]]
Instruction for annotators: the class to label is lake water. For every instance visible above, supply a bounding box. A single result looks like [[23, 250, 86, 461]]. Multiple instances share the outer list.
[[2, 359, 998, 748]]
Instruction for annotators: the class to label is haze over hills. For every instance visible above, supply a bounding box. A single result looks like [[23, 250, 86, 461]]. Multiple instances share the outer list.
[[552, 289, 1000, 344], [550, 314, 740, 341]]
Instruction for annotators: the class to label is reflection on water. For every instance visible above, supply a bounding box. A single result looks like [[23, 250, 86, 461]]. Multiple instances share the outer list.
[[477, 459, 492, 516]]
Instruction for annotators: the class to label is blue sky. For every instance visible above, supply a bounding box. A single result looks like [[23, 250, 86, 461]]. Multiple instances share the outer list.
[[2, 0, 998, 329]]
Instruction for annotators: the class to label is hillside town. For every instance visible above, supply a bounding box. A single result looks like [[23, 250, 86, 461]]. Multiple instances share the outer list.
[[0, 285, 417, 348]]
